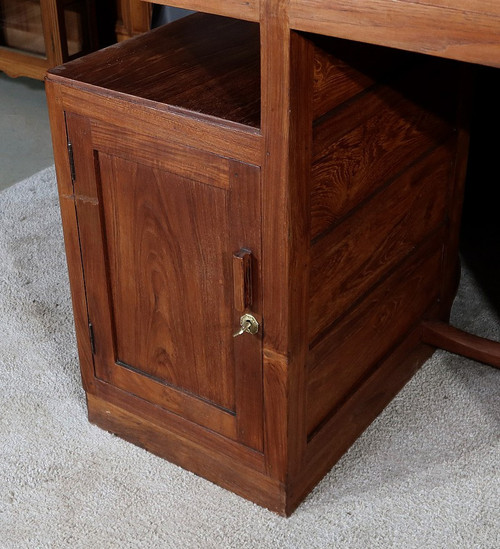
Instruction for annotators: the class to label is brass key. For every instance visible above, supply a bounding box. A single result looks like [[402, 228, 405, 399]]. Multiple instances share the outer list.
[[233, 314, 259, 337]]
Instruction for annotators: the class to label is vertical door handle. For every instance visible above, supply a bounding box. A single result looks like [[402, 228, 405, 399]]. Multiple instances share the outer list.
[[233, 248, 253, 312]]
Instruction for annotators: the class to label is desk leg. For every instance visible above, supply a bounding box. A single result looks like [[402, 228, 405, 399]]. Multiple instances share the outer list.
[[422, 320, 500, 369]]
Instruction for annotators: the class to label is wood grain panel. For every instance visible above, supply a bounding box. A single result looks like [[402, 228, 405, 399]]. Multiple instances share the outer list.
[[107, 362, 238, 439], [309, 142, 455, 342], [290, 323, 435, 514], [290, 0, 500, 67], [92, 378, 265, 473], [99, 154, 234, 408], [48, 83, 262, 164], [260, 0, 293, 481], [230, 160, 263, 451], [91, 122, 231, 189], [311, 61, 458, 238], [306, 238, 443, 435], [397, 0, 500, 17], [312, 36, 415, 120], [64, 114, 118, 392], [260, 25, 315, 481]]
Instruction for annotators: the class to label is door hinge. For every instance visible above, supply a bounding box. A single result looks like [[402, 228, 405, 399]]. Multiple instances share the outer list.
[[88, 322, 96, 355], [67, 141, 76, 183]]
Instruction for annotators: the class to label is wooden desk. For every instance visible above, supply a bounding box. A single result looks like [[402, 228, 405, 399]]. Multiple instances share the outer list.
[[46, 1, 499, 516], [149, 0, 500, 67], [290, 0, 500, 68]]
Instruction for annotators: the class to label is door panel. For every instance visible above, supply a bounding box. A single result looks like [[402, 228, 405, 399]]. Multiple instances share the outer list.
[[66, 113, 263, 450], [100, 154, 235, 409]]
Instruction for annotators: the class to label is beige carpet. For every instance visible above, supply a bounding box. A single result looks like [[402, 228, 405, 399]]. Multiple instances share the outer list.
[[1, 167, 499, 548]]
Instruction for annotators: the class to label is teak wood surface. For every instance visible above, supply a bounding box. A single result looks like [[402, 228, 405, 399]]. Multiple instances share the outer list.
[[149, 0, 500, 67], [46, 1, 498, 516]]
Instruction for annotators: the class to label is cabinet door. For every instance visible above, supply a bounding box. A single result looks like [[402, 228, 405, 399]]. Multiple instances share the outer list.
[[66, 113, 263, 451]]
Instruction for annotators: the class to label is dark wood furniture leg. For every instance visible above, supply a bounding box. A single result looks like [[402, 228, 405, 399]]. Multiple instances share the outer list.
[[422, 320, 500, 369]]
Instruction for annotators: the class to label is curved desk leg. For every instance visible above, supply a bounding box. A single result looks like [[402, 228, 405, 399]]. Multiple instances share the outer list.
[[422, 320, 500, 369]]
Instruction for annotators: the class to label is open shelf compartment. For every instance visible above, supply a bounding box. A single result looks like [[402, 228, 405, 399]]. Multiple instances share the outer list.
[[48, 12, 261, 129]]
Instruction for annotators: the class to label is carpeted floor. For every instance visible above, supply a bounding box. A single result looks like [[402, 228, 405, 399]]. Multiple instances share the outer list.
[[0, 167, 499, 548]]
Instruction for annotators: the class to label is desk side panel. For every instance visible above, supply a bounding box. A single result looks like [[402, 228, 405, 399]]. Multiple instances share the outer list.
[[305, 44, 466, 455]]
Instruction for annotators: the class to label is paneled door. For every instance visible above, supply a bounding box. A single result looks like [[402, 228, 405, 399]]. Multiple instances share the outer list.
[[65, 112, 263, 451]]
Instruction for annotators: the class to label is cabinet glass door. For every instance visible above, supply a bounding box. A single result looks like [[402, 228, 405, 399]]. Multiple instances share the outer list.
[[0, 0, 46, 56], [0, 0, 93, 61]]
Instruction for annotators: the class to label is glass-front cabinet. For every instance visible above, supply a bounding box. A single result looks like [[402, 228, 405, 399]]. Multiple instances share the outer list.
[[0, 0, 98, 79]]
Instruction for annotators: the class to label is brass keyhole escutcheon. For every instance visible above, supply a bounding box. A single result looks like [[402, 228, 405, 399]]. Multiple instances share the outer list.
[[233, 313, 259, 338]]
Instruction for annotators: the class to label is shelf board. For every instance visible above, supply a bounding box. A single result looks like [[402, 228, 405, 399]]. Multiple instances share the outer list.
[[49, 13, 261, 129]]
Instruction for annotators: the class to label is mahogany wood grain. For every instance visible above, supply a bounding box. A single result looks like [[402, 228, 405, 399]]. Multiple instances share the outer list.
[[93, 378, 267, 473], [290, 0, 500, 68], [90, 122, 233, 189], [230, 161, 264, 451], [45, 82, 96, 393], [285, 31, 315, 480], [63, 100, 264, 448], [64, 112, 117, 392], [422, 321, 500, 368], [259, 0, 294, 482], [98, 157, 237, 409], [260, 0, 291, 356]]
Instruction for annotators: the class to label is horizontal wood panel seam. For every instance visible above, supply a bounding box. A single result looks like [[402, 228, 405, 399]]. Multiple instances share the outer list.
[[91, 123, 232, 190], [306, 239, 444, 434], [312, 61, 419, 128], [307, 300, 439, 442], [308, 224, 446, 351], [311, 137, 454, 246]]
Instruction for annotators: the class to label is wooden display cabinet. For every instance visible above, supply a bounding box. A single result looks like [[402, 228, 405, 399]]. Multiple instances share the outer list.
[[45, 12, 469, 515], [115, 0, 152, 42], [0, 0, 98, 79]]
